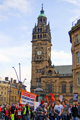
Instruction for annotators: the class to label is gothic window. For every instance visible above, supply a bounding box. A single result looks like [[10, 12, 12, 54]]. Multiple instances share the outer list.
[[76, 52, 79, 64], [33, 35, 36, 39], [40, 18, 42, 23], [48, 70, 52, 76], [62, 84, 66, 93], [36, 78, 38, 82], [38, 35, 39, 39], [40, 28, 42, 32], [38, 28, 39, 32], [39, 78, 41, 82], [70, 84, 73, 93], [36, 69, 38, 73], [40, 34, 42, 38], [43, 19, 45, 23], [46, 84, 52, 93], [43, 34, 46, 38]]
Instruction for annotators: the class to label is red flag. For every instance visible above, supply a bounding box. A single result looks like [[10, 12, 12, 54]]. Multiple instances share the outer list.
[[50, 93, 55, 102], [46, 96, 49, 105]]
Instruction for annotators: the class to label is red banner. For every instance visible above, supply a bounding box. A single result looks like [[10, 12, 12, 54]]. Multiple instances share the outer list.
[[50, 93, 55, 102], [46, 96, 49, 105]]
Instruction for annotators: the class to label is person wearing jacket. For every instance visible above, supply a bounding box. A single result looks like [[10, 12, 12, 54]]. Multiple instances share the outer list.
[[78, 102, 80, 120], [61, 101, 68, 120], [49, 103, 55, 120], [0, 105, 1, 119], [22, 104, 26, 120], [72, 104, 78, 120], [36, 100, 45, 120], [4, 105, 9, 120], [26, 104, 31, 120], [1, 107, 4, 120]]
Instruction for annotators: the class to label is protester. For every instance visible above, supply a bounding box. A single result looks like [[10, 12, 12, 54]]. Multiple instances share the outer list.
[[11, 104, 16, 120], [54, 100, 63, 120], [36, 100, 45, 120], [67, 104, 72, 120], [1, 106, 4, 120], [44, 104, 49, 120], [61, 101, 68, 120], [72, 104, 78, 120], [26, 104, 31, 120], [22, 104, 26, 120], [0, 105, 1, 119], [49, 103, 55, 120], [78, 102, 80, 120], [4, 105, 9, 120]]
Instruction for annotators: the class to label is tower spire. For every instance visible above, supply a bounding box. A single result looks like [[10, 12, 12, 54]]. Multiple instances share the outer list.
[[42, 3, 43, 10]]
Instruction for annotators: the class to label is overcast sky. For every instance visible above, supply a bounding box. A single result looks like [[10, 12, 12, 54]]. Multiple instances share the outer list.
[[0, 0, 80, 91]]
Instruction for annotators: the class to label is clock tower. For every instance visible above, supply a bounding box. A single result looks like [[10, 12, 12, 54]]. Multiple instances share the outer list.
[[31, 5, 51, 93]]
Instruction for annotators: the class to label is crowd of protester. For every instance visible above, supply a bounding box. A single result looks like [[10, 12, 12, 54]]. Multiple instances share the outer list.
[[0, 99, 80, 120]]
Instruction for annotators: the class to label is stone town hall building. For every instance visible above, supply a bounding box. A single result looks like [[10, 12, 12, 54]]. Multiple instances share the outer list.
[[30, 6, 80, 103]]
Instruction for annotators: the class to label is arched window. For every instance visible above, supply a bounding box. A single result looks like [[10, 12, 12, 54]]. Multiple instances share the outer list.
[[43, 34, 46, 38], [43, 19, 45, 23], [40, 34, 42, 38], [40, 18, 42, 23], [38, 28, 39, 32], [33, 35, 36, 39], [38, 35, 39, 39], [40, 28, 42, 32], [48, 70, 52, 76], [33, 35, 34, 39]]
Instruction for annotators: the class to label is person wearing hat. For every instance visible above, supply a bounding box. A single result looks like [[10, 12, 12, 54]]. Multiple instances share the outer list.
[[36, 100, 45, 120]]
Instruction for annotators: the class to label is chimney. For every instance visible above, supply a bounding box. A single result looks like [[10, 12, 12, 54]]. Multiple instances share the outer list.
[[5, 77, 8, 81], [14, 80, 16, 84], [11, 78, 13, 83]]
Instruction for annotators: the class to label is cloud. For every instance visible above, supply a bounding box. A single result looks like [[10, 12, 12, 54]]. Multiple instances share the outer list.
[[0, 0, 33, 20], [60, 0, 80, 6], [0, 43, 31, 63], [51, 50, 72, 65], [0, 52, 10, 62]]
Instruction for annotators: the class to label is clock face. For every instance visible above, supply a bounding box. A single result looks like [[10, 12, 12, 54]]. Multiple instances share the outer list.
[[37, 50, 42, 55]]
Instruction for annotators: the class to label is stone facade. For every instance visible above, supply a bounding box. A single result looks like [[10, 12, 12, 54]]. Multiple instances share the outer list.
[[0, 77, 26, 105], [31, 6, 73, 103], [69, 19, 80, 103]]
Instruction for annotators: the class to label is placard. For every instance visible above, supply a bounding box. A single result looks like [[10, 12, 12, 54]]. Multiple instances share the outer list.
[[18, 111, 21, 116], [73, 93, 78, 102], [20, 90, 37, 106]]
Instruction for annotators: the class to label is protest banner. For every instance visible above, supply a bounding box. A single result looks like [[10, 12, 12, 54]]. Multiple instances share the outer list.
[[73, 93, 78, 102], [59, 95, 63, 102], [20, 90, 37, 106]]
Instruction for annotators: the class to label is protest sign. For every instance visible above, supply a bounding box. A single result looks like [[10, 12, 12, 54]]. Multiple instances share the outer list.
[[20, 90, 37, 106], [73, 93, 78, 102]]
